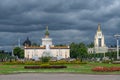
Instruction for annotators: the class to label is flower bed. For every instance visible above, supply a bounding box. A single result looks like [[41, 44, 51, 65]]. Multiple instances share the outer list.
[[24, 65, 67, 69], [92, 66, 120, 72]]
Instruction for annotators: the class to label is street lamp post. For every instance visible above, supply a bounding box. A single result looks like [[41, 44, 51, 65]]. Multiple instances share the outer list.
[[114, 34, 120, 60]]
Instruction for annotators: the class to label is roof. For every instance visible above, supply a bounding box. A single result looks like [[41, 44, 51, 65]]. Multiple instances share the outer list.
[[23, 37, 31, 46], [24, 46, 70, 49]]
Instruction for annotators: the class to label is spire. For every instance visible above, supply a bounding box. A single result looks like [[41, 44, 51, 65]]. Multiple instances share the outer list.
[[97, 23, 101, 32], [27, 37, 29, 40], [45, 26, 49, 37], [46, 26, 48, 31], [18, 38, 20, 47]]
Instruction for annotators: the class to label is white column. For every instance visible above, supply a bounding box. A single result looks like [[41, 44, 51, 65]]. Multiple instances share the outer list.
[[114, 34, 120, 60]]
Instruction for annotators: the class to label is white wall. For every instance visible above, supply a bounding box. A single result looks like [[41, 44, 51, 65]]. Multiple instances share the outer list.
[[24, 48, 70, 59]]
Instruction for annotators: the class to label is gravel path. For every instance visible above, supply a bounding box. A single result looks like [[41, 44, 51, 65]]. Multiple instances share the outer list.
[[0, 73, 120, 80]]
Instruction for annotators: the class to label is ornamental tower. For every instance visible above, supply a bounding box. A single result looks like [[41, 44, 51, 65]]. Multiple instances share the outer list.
[[94, 24, 106, 47], [94, 24, 108, 53], [41, 26, 53, 46], [45, 26, 49, 38]]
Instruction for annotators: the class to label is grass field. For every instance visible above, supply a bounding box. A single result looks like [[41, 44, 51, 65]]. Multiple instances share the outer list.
[[0, 62, 120, 74]]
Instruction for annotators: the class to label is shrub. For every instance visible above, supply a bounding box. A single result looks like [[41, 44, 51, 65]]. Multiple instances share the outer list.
[[112, 61, 120, 64], [3, 60, 87, 65], [102, 60, 111, 64], [24, 65, 67, 69], [49, 60, 87, 65], [24, 66, 40, 69], [40, 63, 50, 67], [3, 61, 42, 65], [3, 61, 25, 65], [40, 57, 51, 63]]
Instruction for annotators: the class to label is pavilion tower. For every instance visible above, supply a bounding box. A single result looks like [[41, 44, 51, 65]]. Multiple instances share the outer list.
[[94, 24, 108, 53], [94, 24, 105, 47], [41, 26, 53, 46]]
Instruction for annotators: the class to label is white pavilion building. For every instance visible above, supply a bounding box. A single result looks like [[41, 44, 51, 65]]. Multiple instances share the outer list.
[[24, 26, 70, 59]]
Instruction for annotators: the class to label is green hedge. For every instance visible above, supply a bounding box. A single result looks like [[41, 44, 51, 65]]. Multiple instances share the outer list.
[[3, 61, 42, 65], [24, 65, 67, 69], [49, 60, 87, 65], [2, 60, 87, 65], [102, 60, 112, 64]]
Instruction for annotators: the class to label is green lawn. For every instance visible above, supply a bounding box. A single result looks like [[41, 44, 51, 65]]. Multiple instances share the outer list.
[[0, 62, 120, 74]]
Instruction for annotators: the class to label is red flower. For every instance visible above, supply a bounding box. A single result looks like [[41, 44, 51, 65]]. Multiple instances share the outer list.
[[92, 66, 120, 72]]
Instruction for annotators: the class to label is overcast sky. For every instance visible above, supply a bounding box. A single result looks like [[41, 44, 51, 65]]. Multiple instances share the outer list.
[[0, 0, 120, 51]]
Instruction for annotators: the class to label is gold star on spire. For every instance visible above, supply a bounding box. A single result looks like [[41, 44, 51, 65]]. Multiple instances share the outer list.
[[98, 23, 101, 32], [46, 26, 48, 31]]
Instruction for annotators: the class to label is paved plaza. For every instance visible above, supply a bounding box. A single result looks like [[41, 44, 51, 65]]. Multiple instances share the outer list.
[[0, 73, 120, 80]]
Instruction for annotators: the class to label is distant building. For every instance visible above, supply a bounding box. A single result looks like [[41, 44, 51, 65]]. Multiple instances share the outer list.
[[24, 26, 70, 59], [88, 24, 108, 54], [108, 47, 120, 52]]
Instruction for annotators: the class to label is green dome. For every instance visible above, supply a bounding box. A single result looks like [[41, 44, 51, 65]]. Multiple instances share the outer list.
[[45, 30, 49, 35]]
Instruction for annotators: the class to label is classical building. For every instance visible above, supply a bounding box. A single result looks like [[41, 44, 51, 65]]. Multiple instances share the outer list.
[[88, 24, 108, 54], [24, 27, 70, 60]]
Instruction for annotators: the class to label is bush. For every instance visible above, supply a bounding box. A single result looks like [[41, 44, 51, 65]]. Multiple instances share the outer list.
[[3, 61, 24, 65], [102, 60, 112, 64], [24, 66, 40, 69], [40, 57, 51, 63], [24, 65, 67, 69], [40, 63, 50, 67], [3, 61, 42, 65], [2, 60, 87, 65], [24, 61, 42, 65], [112, 61, 120, 64], [49, 60, 87, 65]]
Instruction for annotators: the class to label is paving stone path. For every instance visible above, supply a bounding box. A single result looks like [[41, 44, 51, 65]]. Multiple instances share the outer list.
[[0, 73, 120, 80]]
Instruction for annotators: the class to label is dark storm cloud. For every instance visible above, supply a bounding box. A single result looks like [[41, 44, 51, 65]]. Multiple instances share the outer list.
[[0, 0, 120, 51]]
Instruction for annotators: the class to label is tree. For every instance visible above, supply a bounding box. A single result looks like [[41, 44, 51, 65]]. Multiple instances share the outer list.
[[13, 47, 24, 58], [87, 42, 94, 48], [70, 42, 78, 58], [78, 42, 88, 61], [55, 44, 66, 46], [0, 51, 11, 62], [32, 42, 38, 46], [70, 42, 88, 61]]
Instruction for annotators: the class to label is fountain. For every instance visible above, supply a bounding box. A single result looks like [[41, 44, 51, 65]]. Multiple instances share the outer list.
[[42, 44, 53, 57], [42, 44, 63, 60]]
